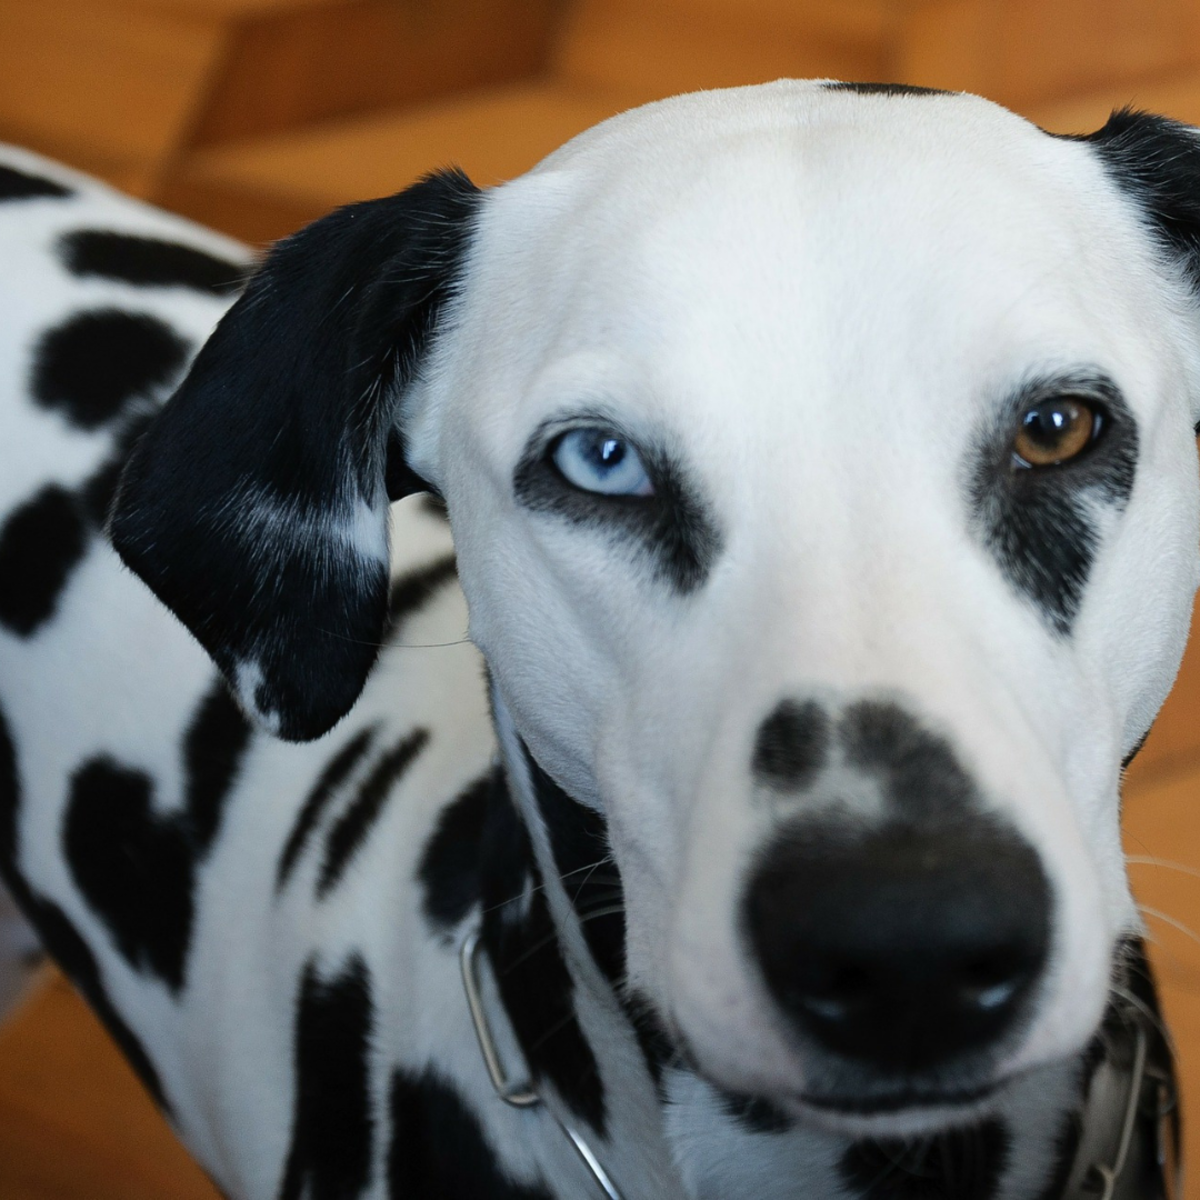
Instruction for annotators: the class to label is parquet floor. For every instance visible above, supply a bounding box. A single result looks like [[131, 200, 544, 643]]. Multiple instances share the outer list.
[[1, 602, 1200, 1197]]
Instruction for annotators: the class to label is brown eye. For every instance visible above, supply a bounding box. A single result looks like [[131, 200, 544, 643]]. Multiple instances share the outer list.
[[1013, 397, 1100, 467]]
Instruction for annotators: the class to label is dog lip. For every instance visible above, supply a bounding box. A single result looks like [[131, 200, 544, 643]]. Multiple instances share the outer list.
[[798, 1080, 998, 1116]]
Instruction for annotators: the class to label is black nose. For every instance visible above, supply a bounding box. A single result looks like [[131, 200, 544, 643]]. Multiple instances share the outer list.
[[743, 820, 1051, 1072]]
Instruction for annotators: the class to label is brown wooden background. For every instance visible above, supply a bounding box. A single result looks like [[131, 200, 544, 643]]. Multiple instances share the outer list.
[[5, 1, 1200, 1196]]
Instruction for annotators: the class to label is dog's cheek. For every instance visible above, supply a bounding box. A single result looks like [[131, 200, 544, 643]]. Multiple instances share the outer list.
[[456, 536, 631, 805], [1073, 416, 1200, 761]]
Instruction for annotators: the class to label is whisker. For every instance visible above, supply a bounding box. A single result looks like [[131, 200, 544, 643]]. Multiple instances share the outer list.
[[1137, 904, 1200, 949], [567, 855, 618, 904], [1108, 982, 1176, 1054], [526, 1006, 584, 1054], [1127, 855, 1200, 882], [496, 903, 626, 972], [576, 904, 627, 924], [387, 638, 472, 649], [479, 856, 617, 917], [312, 623, 472, 651], [498, 930, 562, 972]]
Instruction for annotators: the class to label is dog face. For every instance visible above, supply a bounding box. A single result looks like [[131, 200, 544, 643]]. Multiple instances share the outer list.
[[112, 82, 1200, 1132]]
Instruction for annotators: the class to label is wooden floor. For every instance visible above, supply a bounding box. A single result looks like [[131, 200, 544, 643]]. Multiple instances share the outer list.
[[1, 606, 1200, 1197]]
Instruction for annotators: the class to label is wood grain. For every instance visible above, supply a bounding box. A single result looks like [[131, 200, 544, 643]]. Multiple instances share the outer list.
[[555, 0, 889, 103], [0, 0, 224, 196], [187, 0, 564, 146], [0, 0, 564, 198], [0, 975, 221, 1200], [898, 0, 1200, 109], [164, 81, 644, 240]]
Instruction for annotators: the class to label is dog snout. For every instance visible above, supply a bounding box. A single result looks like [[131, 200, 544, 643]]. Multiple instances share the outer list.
[[743, 819, 1051, 1074]]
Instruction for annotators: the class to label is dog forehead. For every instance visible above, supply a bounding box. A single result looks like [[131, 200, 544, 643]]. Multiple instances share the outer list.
[[481, 83, 1130, 278], [423, 82, 1199, 531], [455, 84, 1178, 422]]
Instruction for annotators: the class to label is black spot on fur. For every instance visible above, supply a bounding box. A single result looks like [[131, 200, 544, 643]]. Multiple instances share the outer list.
[[0, 703, 169, 1111], [64, 759, 196, 991], [825, 81, 952, 97], [387, 553, 458, 638], [59, 230, 246, 295], [969, 371, 1138, 634], [317, 727, 429, 897], [389, 1067, 553, 1199], [27, 898, 170, 1111], [32, 309, 190, 431], [62, 681, 249, 992], [82, 456, 126, 528], [80, 412, 157, 528], [0, 164, 71, 200], [279, 956, 375, 1200], [525, 749, 626, 988], [839, 700, 979, 819], [111, 170, 481, 742], [1033, 1113, 1082, 1200], [840, 1120, 1009, 1199], [0, 705, 23, 903], [720, 1091, 795, 1134], [276, 726, 376, 890], [480, 771, 608, 1135], [513, 419, 722, 593], [418, 770, 492, 933], [183, 683, 253, 848], [0, 486, 87, 636], [752, 699, 830, 791], [622, 990, 677, 1093], [0, 413, 157, 641]]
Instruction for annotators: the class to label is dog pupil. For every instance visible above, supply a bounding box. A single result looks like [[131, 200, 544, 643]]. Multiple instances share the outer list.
[[1026, 406, 1066, 445], [594, 437, 624, 468]]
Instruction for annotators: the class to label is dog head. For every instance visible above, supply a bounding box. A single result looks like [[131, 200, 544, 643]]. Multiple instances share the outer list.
[[112, 81, 1200, 1133]]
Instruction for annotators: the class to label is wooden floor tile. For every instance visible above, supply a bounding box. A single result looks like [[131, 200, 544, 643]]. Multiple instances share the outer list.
[[161, 81, 642, 240], [0, 974, 220, 1200]]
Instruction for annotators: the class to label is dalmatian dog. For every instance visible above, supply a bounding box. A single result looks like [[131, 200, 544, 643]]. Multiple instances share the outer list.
[[0, 79, 1195, 1199]]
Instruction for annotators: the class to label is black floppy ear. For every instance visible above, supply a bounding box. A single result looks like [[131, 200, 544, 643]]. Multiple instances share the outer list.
[[110, 169, 481, 741], [1075, 108, 1200, 289], [1071, 109, 1200, 434]]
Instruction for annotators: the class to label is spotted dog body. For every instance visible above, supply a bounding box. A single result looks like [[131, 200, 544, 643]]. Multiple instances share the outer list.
[[0, 84, 1198, 1198]]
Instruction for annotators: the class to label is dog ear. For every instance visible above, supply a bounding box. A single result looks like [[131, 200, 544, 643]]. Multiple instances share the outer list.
[[1077, 109, 1200, 275], [1072, 108, 1200, 432], [110, 169, 481, 741]]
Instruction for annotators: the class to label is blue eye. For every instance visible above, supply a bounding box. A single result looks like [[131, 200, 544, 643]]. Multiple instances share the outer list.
[[551, 428, 654, 496]]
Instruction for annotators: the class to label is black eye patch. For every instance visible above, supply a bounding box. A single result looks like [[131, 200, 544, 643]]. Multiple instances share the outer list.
[[968, 371, 1138, 634], [513, 417, 721, 593]]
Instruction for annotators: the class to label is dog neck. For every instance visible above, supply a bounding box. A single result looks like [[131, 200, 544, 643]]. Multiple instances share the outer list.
[[475, 694, 1177, 1200]]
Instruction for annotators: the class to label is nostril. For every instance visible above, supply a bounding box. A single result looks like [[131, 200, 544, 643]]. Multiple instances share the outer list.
[[956, 949, 1038, 1012], [787, 962, 874, 1023]]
